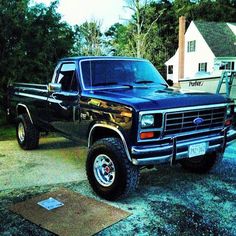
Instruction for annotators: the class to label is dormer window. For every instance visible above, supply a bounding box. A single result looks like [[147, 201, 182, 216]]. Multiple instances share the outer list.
[[187, 40, 196, 52]]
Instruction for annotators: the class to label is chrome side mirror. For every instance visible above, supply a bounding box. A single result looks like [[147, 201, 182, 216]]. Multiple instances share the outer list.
[[48, 83, 62, 92]]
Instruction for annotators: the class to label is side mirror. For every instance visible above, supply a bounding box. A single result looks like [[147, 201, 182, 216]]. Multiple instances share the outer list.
[[167, 79, 174, 87], [48, 83, 62, 92]]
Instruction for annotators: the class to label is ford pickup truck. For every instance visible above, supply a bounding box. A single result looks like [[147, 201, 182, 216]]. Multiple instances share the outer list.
[[7, 56, 236, 200]]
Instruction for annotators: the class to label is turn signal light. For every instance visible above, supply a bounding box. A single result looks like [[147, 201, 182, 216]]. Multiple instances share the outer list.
[[225, 119, 232, 126], [140, 132, 154, 140]]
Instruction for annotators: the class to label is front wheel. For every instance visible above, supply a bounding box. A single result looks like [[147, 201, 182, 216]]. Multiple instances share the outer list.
[[180, 152, 223, 173], [16, 114, 39, 150], [86, 137, 140, 200]]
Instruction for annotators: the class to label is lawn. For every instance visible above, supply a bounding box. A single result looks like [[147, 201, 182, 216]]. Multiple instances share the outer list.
[[0, 107, 16, 141], [0, 124, 15, 141]]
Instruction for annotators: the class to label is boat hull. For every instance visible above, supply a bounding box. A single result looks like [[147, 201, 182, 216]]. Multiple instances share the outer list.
[[179, 76, 222, 94]]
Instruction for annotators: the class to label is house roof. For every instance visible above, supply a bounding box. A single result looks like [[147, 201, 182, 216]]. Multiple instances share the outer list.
[[194, 21, 236, 57]]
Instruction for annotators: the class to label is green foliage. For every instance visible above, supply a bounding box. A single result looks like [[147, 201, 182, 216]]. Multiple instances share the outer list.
[[73, 20, 103, 56], [0, 125, 15, 140], [0, 0, 74, 95], [191, 0, 236, 22], [106, 0, 236, 77], [105, 23, 137, 56], [0, 0, 235, 104]]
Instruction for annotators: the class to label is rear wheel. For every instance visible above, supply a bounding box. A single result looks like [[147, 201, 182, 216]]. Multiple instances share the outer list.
[[180, 152, 223, 173], [86, 137, 140, 200], [16, 114, 39, 150]]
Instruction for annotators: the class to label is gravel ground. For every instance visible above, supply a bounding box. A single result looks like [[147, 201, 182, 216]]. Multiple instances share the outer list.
[[0, 137, 87, 190], [0, 138, 236, 236]]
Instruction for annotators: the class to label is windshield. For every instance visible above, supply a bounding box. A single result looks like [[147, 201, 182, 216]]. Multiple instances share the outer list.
[[80, 59, 166, 89]]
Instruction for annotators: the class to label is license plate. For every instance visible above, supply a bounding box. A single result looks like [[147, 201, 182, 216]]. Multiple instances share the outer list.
[[188, 142, 207, 158]]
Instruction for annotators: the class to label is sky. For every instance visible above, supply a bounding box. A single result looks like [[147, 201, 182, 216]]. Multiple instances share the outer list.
[[33, 0, 132, 31]]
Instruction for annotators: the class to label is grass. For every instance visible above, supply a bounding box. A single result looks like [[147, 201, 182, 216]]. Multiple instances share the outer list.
[[0, 101, 14, 140], [0, 124, 15, 141], [0, 104, 16, 141]]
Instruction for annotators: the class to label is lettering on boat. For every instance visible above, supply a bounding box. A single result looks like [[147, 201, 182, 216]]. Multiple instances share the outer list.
[[189, 81, 204, 87]]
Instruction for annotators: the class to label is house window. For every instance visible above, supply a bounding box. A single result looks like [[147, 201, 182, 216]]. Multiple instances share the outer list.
[[198, 63, 207, 72], [168, 65, 173, 74], [219, 61, 235, 70], [187, 40, 196, 52]]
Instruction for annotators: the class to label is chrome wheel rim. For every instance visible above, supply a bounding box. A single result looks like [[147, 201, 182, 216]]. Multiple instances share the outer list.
[[93, 154, 116, 187], [18, 122, 25, 143]]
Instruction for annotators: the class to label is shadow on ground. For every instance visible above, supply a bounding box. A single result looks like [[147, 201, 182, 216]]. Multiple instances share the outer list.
[[38, 139, 78, 150]]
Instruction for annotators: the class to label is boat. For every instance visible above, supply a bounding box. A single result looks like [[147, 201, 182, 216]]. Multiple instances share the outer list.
[[179, 70, 236, 102]]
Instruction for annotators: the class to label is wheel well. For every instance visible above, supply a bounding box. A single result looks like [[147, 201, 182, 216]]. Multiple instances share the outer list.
[[16, 104, 33, 123], [89, 127, 120, 146], [17, 105, 27, 116]]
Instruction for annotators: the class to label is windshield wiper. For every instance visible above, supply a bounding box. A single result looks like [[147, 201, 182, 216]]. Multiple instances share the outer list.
[[160, 83, 168, 88], [134, 80, 154, 84], [118, 83, 134, 88], [134, 80, 168, 88], [93, 82, 118, 86], [92, 82, 133, 88]]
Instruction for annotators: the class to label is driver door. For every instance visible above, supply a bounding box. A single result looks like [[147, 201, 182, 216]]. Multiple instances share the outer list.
[[48, 62, 80, 136]]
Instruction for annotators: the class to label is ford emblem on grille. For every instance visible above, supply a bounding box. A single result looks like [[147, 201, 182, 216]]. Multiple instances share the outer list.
[[193, 117, 204, 125]]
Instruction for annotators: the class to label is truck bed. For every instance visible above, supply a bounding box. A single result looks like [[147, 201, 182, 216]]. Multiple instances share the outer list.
[[7, 83, 49, 123]]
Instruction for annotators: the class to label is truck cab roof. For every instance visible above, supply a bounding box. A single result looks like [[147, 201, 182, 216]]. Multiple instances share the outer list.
[[59, 56, 147, 62]]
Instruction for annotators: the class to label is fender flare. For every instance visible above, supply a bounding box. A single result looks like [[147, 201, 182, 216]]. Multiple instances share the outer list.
[[88, 123, 132, 162], [16, 103, 33, 124]]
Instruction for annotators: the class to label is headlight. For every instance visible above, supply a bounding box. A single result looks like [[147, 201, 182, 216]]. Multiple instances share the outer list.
[[141, 114, 154, 128]]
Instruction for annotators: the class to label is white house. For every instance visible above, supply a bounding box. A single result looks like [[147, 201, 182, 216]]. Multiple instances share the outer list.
[[165, 20, 236, 84]]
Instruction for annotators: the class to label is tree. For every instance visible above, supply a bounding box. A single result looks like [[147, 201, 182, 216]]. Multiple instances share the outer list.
[[105, 23, 136, 56], [20, 1, 74, 84], [106, 0, 236, 77], [0, 0, 74, 98], [0, 0, 28, 90], [73, 20, 103, 56], [190, 0, 236, 22], [106, 1, 175, 75], [124, 0, 165, 58]]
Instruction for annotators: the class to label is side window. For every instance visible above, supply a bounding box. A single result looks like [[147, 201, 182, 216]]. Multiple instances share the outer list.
[[219, 61, 235, 70], [168, 65, 173, 74], [187, 40, 196, 52], [55, 63, 78, 92], [198, 63, 207, 72]]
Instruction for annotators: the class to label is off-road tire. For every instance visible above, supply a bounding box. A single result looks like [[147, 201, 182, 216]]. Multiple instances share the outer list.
[[86, 137, 140, 200], [16, 114, 39, 150], [180, 152, 223, 174]]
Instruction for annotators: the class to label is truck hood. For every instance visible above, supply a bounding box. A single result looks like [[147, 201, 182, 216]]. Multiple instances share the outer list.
[[83, 86, 229, 111]]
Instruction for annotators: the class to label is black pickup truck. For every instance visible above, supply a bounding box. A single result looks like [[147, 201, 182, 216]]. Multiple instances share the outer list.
[[7, 56, 236, 200]]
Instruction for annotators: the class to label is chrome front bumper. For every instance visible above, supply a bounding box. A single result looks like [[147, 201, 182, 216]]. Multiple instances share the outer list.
[[131, 128, 236, 166]]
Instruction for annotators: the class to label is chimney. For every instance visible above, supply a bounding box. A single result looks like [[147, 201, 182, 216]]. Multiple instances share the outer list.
[[178, 16, 186, 80]]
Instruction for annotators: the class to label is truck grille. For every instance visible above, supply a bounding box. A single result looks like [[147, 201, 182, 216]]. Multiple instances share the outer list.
[[164, 107, 226, 136]]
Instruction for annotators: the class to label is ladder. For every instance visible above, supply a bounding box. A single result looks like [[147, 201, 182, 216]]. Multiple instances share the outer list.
[[216, 70, 236, 99]]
